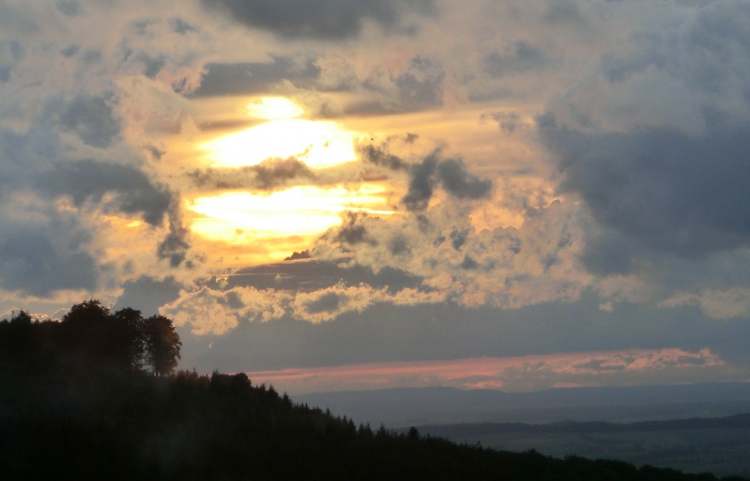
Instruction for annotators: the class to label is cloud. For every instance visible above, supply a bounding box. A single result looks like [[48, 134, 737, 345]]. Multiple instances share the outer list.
[[402, 152, 438, 210], [403, 151, 492, 211], [0, 214, 98, 296], [56, 0, 81, 17], [542, 121, 750, 272], [312, 198, 588, 312], [188, 158, 315, 191], [349, 56, 445, 114], [115, 275, 183, 316], [661, 288, 750, 321], [163, 279, 444, 334], [0, 40, 23, 83], [161, 287, 287, 335], [222, 258, 424, 293], [157, 209, 191, 267], [436, 158, 493, 200], [360, 140, 493, 211], [58, 94, 121, 148], [201, 0, 435, 40], [359, 143, 409, 170], [38, 159, 172, 227], [540, 1, 750, 274], [192, 56, 323, 97], [483, 41, 550, 77], [481, 111, 524, 134], [169, 17, 197, 35]]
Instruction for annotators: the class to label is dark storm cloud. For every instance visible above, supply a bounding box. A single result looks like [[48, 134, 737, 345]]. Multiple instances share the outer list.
[[0, 222, 98, 296], [599, 1, 750, 94], [201, 0, 435, 40], [188, 158, 315, 191], [192, 56, 323, 97], [540, 119, 750, 274], [115, 276, 183, 315], [483, 41, 550, 78], [539, 1, 750, 275], [38, 159, 172, 226], [59, 95, 120, 148]]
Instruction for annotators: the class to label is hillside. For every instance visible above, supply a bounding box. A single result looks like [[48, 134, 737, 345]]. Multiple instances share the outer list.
[[299, 385, 750, 427], [413, 415, 750, 476], [1, 303, 748, 481]]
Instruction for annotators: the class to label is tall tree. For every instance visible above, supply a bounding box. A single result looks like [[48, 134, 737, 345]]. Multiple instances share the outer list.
[[143, 315, 181, 376], [111, 308, 146, 371]]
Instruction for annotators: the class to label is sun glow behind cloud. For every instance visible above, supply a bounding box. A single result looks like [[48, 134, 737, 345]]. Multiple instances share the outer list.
[[188, 183, 394, 249], [201, 97, 357, 169], [185, 97, 392, 261], [247, 97, 305, 120]]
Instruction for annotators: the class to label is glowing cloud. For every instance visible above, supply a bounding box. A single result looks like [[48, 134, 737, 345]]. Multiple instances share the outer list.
[[201, 97, 357, 169], [187, 183, 395, 245], [247, 97, 305, 120]]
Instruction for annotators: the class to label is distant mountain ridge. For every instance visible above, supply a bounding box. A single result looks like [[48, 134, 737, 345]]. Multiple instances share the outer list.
[[415, 412, 750, 436], [300, 383, 750, 427]]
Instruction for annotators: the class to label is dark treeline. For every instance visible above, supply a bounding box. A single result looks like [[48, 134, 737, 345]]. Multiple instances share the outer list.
[[0, 303, 748, 481], [0, 300, 180, 379]]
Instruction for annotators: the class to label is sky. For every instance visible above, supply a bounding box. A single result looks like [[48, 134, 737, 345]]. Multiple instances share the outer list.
[[2, 0, 750, 394]]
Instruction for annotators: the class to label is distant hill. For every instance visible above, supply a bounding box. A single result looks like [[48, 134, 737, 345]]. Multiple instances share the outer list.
[[416, 413, 750, 435], [299, 384, 750, 427], [412, 414, 750, 477]]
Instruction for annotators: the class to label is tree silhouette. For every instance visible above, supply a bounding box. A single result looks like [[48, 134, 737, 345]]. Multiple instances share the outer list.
[[111, 307, 146, 371], [0, 301, 181, 377], [143, 314, 181, 376]]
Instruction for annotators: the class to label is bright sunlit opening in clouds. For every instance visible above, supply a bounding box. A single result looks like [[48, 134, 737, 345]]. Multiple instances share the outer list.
[[247, 97, 305, 120], [201, 97, 357, 169], [188, 184, 394, 246]]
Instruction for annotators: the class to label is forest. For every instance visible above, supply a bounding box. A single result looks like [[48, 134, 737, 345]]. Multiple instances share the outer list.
[[0, 301, 747, 481]]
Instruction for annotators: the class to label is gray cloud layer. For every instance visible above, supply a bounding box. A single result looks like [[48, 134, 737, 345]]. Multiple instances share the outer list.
[[539, 1, 750, 275], [202, 0, 435, 39], [192, 56, 323, 98], [38, 159, 172, 227], [541, 120, 750, 273]]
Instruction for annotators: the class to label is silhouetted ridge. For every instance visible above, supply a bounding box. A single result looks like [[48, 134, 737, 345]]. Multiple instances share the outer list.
[[0, 302, 747, 481]]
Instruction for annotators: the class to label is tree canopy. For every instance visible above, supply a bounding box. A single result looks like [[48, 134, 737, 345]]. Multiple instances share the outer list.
[[0, 300, 180, 378]]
